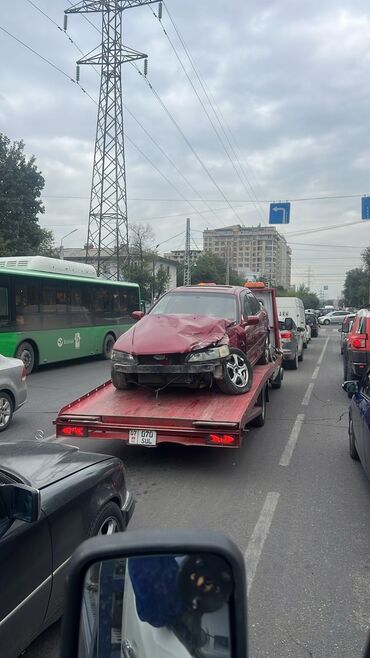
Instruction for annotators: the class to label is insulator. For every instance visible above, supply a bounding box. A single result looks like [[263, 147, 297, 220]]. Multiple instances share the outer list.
[[63, 14, 68, 31], [144, 58, 148, 77], [158, 2, 163, 20], [76, 64, 80, 82]]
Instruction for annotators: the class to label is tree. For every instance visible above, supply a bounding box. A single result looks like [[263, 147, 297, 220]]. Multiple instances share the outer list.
[[178, 251, 243, 286], [342, 268, 369, 307], [0, 134, 55, 256], [276, 284, 320, 309], [128, 223, 170, 300]]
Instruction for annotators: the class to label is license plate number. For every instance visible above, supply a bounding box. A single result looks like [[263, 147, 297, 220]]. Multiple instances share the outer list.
[[129, 429, 157, 446]]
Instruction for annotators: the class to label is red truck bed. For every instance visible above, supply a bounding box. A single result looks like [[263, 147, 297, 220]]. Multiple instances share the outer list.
[[55, 360, 281, 448]]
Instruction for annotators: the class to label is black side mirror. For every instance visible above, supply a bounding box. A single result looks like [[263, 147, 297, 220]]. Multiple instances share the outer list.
[[342, 380, 359, 396], [61, 529, 247, 658], [285, 318, 293, 331], [0, 484, 40, 523]]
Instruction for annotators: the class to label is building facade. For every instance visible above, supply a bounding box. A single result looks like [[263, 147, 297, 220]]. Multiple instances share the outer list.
[[203, 225, 291, 288], [163, 249, 202, 265]]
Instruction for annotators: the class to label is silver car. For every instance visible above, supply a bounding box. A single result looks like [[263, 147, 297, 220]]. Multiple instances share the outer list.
[[279, 317, 304, 370], [0, 355, 27, 431], [319, 310, 349, 325]]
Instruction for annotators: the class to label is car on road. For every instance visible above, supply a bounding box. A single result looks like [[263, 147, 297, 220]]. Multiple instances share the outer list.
[[343, 368, 370, 481], [318, 310, 349, 325], [279, 317, 304, 369], [339, 313, 356, 355], [0, 354, 27, 431], [0, 440, 134, 658], [305, 312, 319, 338], [111, 285, 270, 395], [343, 309, 370, 381], [304, 322, 311, 347]]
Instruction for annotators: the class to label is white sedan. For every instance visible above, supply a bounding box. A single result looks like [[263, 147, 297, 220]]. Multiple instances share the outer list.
[[0, 354, 27, 431]]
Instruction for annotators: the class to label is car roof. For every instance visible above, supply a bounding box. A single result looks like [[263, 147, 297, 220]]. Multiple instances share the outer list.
[[172, 285, 244, 295]]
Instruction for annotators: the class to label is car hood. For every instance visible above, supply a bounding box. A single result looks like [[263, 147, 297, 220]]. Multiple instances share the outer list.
[[115, 314, 230, 355], [0, 441, 111, 489]]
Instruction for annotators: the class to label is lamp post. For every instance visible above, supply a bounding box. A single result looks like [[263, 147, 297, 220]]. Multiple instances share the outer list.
[[60, 229, 78, 260]]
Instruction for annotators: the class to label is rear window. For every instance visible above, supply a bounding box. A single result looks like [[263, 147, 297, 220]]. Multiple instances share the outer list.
[[150, 292, 237, 321]]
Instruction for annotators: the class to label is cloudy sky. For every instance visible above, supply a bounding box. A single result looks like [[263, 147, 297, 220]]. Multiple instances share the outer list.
[[1, 0, 370, 298]]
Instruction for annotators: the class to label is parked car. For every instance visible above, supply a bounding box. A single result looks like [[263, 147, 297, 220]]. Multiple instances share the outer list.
[[111, 285, 270, 395], [339, 313, 356, 355], [343, 368, 370, 481], [0, 440, 134, 657], [343, 310, 370, 381], [304, 323, 311, 347], [318, 310, 349, 325], [0, 354, 27, 431], [305, 312, 319, 338], [279, 317, 304, 369]]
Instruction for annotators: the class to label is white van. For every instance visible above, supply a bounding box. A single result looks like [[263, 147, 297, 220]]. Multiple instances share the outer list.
[[277, 297, 308, 348]]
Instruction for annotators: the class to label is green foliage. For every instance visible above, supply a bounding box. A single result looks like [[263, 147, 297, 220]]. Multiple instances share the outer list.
[[128, 257, 170, 301], [342, 268, 369, 307], [177, 251, 243, 286], [276, 284, 320, 309], [0, 134, 55, 256]]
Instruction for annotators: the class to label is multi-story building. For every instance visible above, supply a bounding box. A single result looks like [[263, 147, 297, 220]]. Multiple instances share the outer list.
[[203, 225, 291, 288], [163, 249, 202, 265]]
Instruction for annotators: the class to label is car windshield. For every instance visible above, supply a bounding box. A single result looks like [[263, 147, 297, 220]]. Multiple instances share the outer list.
[[150, 292, 238, 321]]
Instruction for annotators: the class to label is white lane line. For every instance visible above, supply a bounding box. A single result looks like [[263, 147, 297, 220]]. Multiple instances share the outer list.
[[312, 366, 320, 380], [245, 492, 280, 595], [317, 336, 330, 365], [279, 414, 305, 467], [302, 382, 314, 406]]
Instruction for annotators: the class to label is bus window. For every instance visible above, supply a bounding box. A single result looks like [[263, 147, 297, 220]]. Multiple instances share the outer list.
[[0, 287, 9, 326], [94, 286, 113, 324], [70, 286, 92, 327], [15, 281, 41, 330], [41, 283, 69, 329]]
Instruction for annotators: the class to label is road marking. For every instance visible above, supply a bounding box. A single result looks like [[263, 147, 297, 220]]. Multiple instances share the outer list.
[[317, 336, 330, 365], [302, 382, 314, 406], [279, 414, 305, 466], [312, 366, 320, 380], [245, 492, 280, 595]]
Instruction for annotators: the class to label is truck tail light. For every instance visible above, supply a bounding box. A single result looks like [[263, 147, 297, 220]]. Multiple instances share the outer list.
[[21, 367, 27, 382], [208, 433, 235, 445], [60, 425, 86, 437], [351, 335, 366, 349], [280, 331, 292, 340]]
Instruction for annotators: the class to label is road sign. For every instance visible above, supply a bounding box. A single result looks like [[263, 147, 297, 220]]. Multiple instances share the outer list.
[[269, 202, 291, 224], [361, 196, 370, 220]]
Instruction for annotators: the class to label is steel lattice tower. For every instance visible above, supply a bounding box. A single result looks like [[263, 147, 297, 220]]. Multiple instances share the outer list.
[[65, 1, 160, 279], [183, 217, 191, 286]]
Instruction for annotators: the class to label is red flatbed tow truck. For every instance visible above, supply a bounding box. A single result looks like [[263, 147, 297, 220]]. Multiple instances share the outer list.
[[55, 286, 283, 449]]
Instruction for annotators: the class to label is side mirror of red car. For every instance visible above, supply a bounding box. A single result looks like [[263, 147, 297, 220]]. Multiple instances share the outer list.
[[132, 310, 144, 321], [245, 316, 259, 326]]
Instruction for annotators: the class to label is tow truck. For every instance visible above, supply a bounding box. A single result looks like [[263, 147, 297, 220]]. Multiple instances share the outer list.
[[55, 285, 283, 449]]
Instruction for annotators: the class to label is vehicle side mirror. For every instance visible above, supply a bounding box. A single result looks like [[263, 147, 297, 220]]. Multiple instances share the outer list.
[[285, 318, 293, 331], [140, 301, 146, 314], [60, 530, 247, 658], [245, 316, 259, 326], [132, 310, 144, 321], [0, 484, 40, 523], [342, 380, 359, 396]]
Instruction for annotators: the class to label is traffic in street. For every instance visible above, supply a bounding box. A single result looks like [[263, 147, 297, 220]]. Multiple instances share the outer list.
[[9, 326, 369, 658]]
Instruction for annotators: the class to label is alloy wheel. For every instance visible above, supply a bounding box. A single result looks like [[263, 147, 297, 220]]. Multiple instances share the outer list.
[[0, 397, 11, 429], [226, 353, 250, 389], [98, 516, 120, 536]]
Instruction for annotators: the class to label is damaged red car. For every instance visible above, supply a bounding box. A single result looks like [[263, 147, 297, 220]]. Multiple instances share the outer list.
[[111, 285, 270, 395]]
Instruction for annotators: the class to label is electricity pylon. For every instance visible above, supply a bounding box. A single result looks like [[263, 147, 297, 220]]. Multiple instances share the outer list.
[[65, 1, 161, 279], [183, 217, 191, 286]]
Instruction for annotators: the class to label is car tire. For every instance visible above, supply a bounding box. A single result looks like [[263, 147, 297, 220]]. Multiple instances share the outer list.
[[343, 357, 349, 383], [0, 392, 14, 432], [348, 417, 359, 461], [298, 347, 303, 362], [16, 341, 35, 375], [111, 369, 133, 390], [88, 501, 125, 537], [288, 352, 298, 370], [217, 348, 253, 395], [250, 387, 266, 427], [271, 367, 283, 389], [102, 333, 115, 360], [324, 319, 330, 325]]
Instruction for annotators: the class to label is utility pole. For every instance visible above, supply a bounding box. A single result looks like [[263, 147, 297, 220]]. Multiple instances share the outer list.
[[183, 218, 191, 286], [225, 245, 230, 285], [65, 0, 160, 280]]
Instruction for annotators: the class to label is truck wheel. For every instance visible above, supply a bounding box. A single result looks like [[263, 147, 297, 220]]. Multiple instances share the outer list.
[[349, 417, 359, 461], [217, 348, 253, 395], [250, 387, 266, 427], [16, 341, 35, 375], [89, 501, 125, 537], [111, 369, 133, 390], [271, 367, 283, 389], [102, 333, 115, 360], [0, 392, 14, 432]]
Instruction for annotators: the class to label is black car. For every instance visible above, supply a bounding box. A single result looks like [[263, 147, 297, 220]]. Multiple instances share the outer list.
[[0, 440, 134, 658], [305, 312, 319, 337]]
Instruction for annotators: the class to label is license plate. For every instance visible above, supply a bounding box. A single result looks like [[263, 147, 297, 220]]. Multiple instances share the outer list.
[[129, 429, 157, 446]]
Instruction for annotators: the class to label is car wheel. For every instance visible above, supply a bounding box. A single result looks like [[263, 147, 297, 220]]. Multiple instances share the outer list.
[[349, 417, 359, 461], [324, 319, 330, 325], [111, 369, 133, 390], [89, 501, 125, 537], [343, 357, 349, 383], [298, 347, 303, 362], [16, 341, 35, 375], [250, 387, 266, 427], [271, 367, 283, 389], [289, 352, 298, 370], [0, 392, 13, 432], [102, 333, 115, 360], [217, 348, 253, 395]]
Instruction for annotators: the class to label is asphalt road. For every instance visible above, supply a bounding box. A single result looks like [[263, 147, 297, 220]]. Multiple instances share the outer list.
[[9, 329, 370, 658]]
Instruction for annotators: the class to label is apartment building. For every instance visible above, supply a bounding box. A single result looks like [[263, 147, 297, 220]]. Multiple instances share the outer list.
[[163, 249, 202, 265], [203, 225, 291, 288]]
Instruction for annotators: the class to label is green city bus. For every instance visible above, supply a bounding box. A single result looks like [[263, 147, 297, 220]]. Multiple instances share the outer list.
[[0, 257, 141, 374]]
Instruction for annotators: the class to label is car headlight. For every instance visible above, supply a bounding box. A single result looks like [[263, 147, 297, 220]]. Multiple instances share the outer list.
[[111, 350, 137, 363], [186, 345, 230, 362]]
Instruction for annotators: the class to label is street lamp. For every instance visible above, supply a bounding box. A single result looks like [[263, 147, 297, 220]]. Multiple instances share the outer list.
[[60, 228, 78, 260]]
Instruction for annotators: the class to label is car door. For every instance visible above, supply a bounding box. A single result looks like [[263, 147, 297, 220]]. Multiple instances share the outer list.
[[239, 291, 255, 361], [0, 481, 52, 658], [357, 370, 370, 478]]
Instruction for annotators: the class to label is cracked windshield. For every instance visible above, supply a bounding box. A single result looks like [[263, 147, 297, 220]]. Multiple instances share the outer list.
[[0, 1, 369, 658]]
